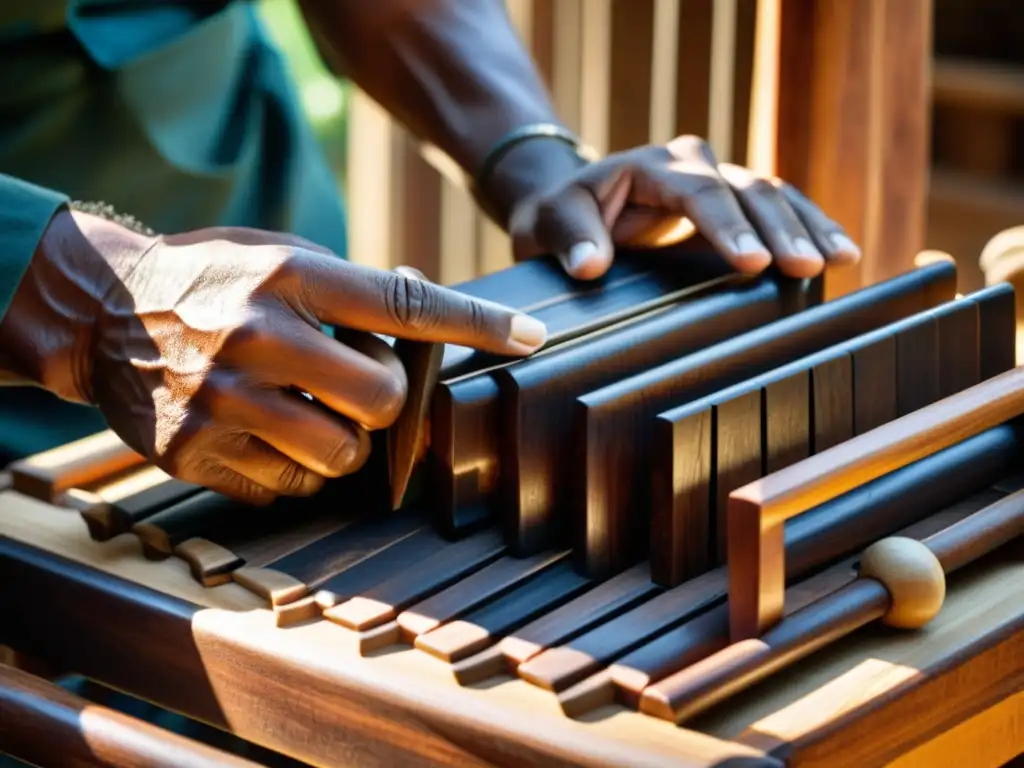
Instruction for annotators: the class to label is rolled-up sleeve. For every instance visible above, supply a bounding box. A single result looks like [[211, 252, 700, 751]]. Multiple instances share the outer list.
[[0, 174, 68, 323]]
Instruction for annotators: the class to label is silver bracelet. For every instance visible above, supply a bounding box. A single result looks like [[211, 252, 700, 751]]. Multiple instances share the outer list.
[[69, 200, 155, 237], [473, 122, 586, 191]]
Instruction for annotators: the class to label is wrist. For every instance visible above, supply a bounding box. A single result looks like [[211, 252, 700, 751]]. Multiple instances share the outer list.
[[0, 208, 153, 402], [474, 135, 591, 227]]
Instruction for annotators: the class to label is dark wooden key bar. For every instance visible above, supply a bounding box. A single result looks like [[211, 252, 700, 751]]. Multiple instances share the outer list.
[[574, 261, 957, 580]]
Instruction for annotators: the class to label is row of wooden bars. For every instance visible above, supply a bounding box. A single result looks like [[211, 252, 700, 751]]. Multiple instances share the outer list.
[[345, 0, 933, 300]]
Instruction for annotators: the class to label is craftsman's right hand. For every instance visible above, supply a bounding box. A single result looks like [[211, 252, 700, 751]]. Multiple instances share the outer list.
[[1, 208, 547, 504]]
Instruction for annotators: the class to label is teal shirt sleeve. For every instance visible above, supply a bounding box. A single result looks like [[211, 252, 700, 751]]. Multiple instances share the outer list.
[[0, 173, 68, 323]]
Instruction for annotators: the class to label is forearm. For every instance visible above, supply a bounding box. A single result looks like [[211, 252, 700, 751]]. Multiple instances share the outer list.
[[0, 175, 71, 387], [298, 0, 586, 223]]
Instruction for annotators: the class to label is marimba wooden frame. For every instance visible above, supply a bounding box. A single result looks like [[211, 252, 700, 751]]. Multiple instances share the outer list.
[[1, 487, 1022, 768]]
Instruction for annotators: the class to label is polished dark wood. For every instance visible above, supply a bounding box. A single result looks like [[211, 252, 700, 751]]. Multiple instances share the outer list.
[[389, 335, 444, 510], [396, 549, 568, 640], [452, 563, 658, 686], [574, 261, 957, 579], [895, 316, 940, 415], [641, 486, 1024, 724], [977, 282, 1017, 380], [649, 285, 1003, 588], [518, 425, 1021, 698], [0, 662, 260, 768], [69, 467, 200, 542], [851, 335, 897, 434], [427, 247, 741, 536], [811, 354, 854, 452], [324, 529, 506, 631], [415, 561, 592, 663], [496, 276, 793, 555]]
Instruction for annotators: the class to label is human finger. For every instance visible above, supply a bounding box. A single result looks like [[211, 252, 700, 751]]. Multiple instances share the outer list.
[[292, 254, 548, 356], [775, 182, 861, 265], [213, 431, 327, 498], [717, 163, 826, 278], [222, 313, 409, 431], [587, 136, 773, 273], [238, 388, 371, 478]]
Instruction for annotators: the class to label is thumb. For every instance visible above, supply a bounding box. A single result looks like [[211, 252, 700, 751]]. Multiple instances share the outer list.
[[530, 185, 617, 280]]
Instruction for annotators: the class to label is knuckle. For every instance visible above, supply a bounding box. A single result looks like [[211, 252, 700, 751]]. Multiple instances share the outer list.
[[198, 371, 246, 417], [666, 134, 710, 159], [381, 273, 442, 332], [225, 314, 276, 354], [745, 176, 780, 199], [276, 461, 322, 496]]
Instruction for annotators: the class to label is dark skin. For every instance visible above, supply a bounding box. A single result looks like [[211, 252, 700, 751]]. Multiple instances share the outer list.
[[0, 0, 860, 504]]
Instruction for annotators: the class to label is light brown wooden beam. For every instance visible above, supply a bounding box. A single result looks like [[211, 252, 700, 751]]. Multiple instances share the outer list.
[[773, 0, 932, 299]]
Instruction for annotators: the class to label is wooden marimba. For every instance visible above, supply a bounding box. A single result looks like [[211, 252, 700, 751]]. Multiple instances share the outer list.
[[2, 251, 1023, 768]]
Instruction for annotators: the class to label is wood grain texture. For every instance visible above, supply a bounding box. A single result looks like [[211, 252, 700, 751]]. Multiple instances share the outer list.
[[851, 335, 897, 434], [564, 454, 1011, 719], [499, 276, 788, 556], [810, 354, 854, 453], [397, 550, 567, 640], [575, 262, 954, 579], [895, 318, 940, 416], [9, 430, 144, 502], [642, 485, 1024, 725], [774, 0, 931, 298], [650, 405, 716, 586], [0, 662, 260, 768], [429, 247, 738, 535], [649, 286, 996, 588], [728, 364, 1024, 641], [415, 562, 592, 663], [65, 465, 200, 542], [764, 372, 810, 474], [0, 504, 773, 768], [3, 484, 1021, 768], [324, 529, 505, 631], [977, 281, 1017, 380]]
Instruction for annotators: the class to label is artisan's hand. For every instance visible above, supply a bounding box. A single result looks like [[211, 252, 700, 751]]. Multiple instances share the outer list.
[[2, 210, 546, 504], [505, 135, 861, 281]]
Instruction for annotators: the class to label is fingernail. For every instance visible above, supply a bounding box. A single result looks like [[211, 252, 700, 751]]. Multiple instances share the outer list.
[[792, 237, 822, 260], [561, 241, 602, 276], [734, 232, 770, 256], [509, 314, 547, 352], [830, 234, 861, 259], [395, 265, 427, 281]]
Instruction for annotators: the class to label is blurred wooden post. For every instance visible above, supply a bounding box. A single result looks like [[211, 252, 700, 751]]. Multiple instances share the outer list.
[[768, 0, 933, 299]]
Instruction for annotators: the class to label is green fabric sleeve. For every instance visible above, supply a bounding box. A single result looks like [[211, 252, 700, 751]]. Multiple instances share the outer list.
[[0, 174, 68, 324]]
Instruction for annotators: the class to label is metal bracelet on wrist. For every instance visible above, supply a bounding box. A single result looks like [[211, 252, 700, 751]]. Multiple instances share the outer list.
[[69, 200, 155, 237], [470, 122, 596, 222]]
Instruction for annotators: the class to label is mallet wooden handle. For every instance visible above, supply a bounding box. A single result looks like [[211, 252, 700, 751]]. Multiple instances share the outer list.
[[646, 488, 1024, 723], [727, 364, 1024, 641], [0, 663, 260, 768]]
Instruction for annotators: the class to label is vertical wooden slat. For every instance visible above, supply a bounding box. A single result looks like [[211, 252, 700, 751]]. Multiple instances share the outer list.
[[530, 0, 557, 92], [729, 0, 758, 164], [392, 134, 443, 279], [772, 0, 932, 298], [552, 0, 584, 133], [675, 0, 714, 138], [345, 92, 395, 271], [708, 0, 738, 160], [580, 0, 613, 156], [650, 0, 681, 144], [608, 0, 656, 152]]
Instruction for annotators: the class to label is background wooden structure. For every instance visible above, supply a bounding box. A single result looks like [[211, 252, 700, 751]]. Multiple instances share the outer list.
[[343, 0, 933, 300], [929, 0, 1024, 294]]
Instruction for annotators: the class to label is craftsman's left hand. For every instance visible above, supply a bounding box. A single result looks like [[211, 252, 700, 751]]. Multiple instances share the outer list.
[[507, 134, 861, 281]]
